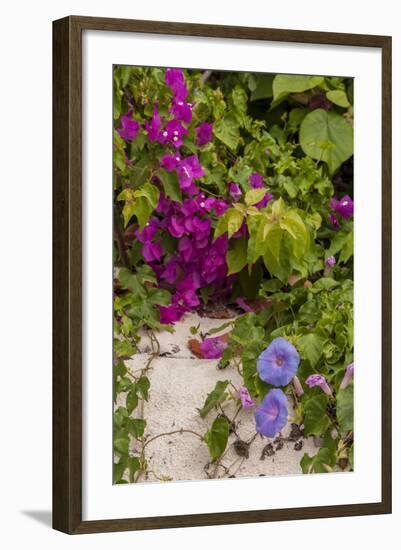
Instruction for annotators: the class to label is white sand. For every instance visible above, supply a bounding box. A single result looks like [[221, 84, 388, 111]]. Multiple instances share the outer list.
[[120, 313, 318, 483]]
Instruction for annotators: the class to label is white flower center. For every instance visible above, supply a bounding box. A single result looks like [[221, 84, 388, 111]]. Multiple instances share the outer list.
[[200, 202, 205, 207], [178, 101, 184, 106], [173, 130, 179, 136], [173, 136, 178, 142], [162, 131, 168, 137], [342, 200, 348, 205]]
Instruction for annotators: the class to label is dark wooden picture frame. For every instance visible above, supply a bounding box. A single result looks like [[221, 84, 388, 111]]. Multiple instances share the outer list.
[[53, 15, 392, 534]]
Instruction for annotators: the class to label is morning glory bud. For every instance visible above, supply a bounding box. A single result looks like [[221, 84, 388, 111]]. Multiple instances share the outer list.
[[305, 374, 332, 396], [339, 363, 354, 390]]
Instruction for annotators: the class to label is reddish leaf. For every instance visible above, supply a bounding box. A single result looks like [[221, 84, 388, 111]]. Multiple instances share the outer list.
[[188, 339, 203, 358]]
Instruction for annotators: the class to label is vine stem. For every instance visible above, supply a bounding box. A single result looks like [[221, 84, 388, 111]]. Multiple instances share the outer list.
[[135, 337, 161, 482], [143, 429, 204, 449]]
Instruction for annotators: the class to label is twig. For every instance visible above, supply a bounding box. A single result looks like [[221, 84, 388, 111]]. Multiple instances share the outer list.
[[143, 429, 204, 449], [200, 70, 213, 84]]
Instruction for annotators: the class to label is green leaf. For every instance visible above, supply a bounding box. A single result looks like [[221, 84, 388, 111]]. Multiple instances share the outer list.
[[134, 182, 160, 209], [227, 237, 247, 275], [338, 230, 353, 264], [198, 380, 229, 418], [113, 80, 122, 120], [136, 376, 150, 401], [136, 264, 158, 284], [298, 333, 325, 368], [245, 188, 268, 206], [213, 113, 240, 151], [227, 209, 244, 238], [113, 458, 127, 483], [157, 169, 182, 202], [262, 226, 291, 282], [231, 86, 248, 126], [273, 74, 324, 103], [114, 339, 135, 358], [114, 429, 129, 456], [303, 394, 330, 436], [118, 267, 139, 292], [326, 89, 350, 108], [214, 214, 228, 239], [288, 108, 307, 131], [114, 406, 129, 427], [301, 445, 336, 474], [204, 415, 230, 460], [148, 288, 171, 306], [121, 202, 138, 229], [337, 386, 353, 432], [299, 109, 353, 174], [312, 278, 339, 292], [249, 74, 274, 101], [127, 456, 140, 483], [126, 389, 139, 414], [114, 360, 127, 379], [326, 227, 353, 264], [247, 216, 275, 264], [280, 210, 308, 259], [126, 418, 146, 438], [272, 197, 286, 219], [118, 183, 160, 229]]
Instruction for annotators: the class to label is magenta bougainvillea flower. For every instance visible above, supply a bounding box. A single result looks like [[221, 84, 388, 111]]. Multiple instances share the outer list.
[[195, 122, 213, 146], [200, 235, 228, 284], [199, 336, 228, 359], [249, 172, 264, 189], [229, 182, 242, 202], [141, 241, 163, 262], [254, 389, 288, 438], [238, 387, 254, 409], [257, 337, 300, 386], [178, 236, 194, 262], [165, 68, 188, 100], [160, 153, 181, 172], [305, 374, 332, 395], [170, 99, 193, 124], [135, 218, 159, 243], [340, 363, 354, 390], [159, 302, 186, 324], [160, 119, 188, 148], [176, 155, 205, 192], [202, 197, 229, 216], [144, 103, 162, 141], [117, 111, 140, 141], [330, 195, 354, 219], [160, 257, 179, 284]]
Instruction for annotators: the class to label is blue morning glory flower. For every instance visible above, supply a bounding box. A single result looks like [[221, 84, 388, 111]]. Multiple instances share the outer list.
[[254, 389, 288, 438], [257, 337, 300, 387]]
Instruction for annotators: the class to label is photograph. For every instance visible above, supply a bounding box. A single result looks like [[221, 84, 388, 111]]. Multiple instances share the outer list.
[[112, 65, 354, 485]]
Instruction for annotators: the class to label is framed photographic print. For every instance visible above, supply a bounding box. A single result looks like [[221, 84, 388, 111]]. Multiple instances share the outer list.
[[52, 16, 392, 534]]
